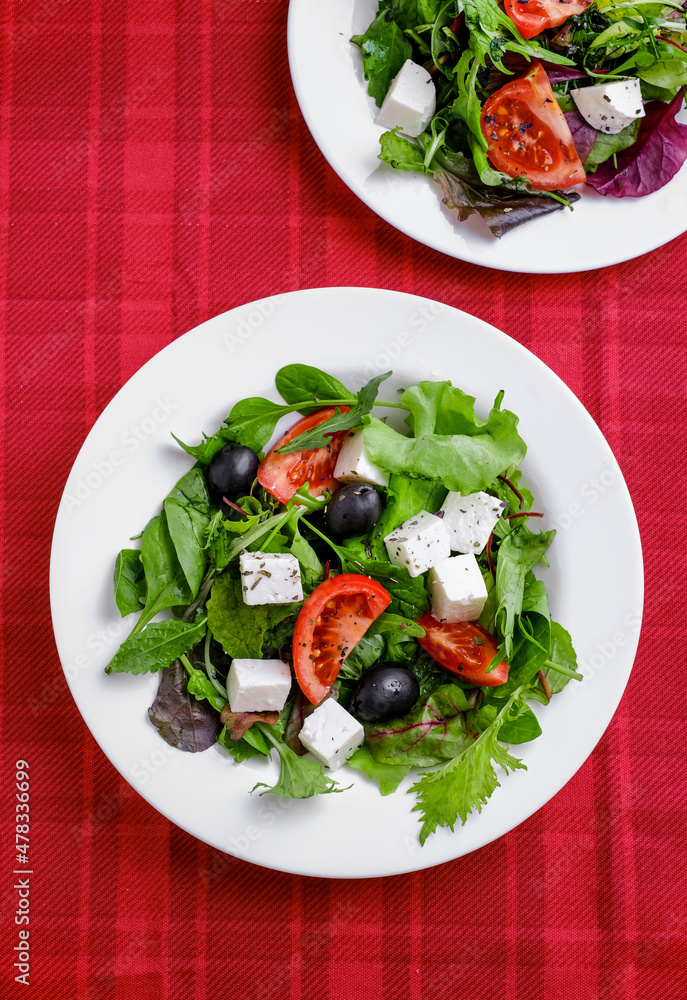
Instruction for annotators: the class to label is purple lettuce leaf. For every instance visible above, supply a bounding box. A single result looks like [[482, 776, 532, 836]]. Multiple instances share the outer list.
[[219, 705, 280, 741], [585, 88, 687, 197], [148, 660, 222, 752], [564, 109, 599, 163]]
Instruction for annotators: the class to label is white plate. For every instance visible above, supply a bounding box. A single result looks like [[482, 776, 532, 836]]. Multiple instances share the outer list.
[[50, 288, 643, 878], [287, 0, 687, 273]]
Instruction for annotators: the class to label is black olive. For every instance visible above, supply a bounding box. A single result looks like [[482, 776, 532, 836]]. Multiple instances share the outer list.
[[350, 665, 420, 723], [325, 483, 382, 538], [207, 443, 259, 501]]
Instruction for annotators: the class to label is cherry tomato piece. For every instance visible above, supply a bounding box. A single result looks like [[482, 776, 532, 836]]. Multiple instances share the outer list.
[[293, 574, 392, 705], [416, 614, 508, 687], [481, 61, 585, 191], [504, 0, 592, 40], [257, 406, 350, 505]]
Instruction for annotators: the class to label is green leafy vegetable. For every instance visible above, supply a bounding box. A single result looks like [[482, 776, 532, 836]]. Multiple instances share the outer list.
[[353, 8, 412, 106], [252, 724, 343, 798], [106, 616, 208, 675], [494, 525, 556, 657], [347, 745, 411, 795], [410, 688, 528, 845], [366, 684, 474, 766], [113, 548, 145, 617], [206, 570, 301, 659], [274, 364, 356, 411]]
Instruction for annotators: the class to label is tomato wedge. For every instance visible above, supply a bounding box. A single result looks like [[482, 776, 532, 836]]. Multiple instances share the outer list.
[[416, 614, 508, 687], [504, 0, 591, 40], [293, 574, 392, 705], [481, 61, 585, 191], [257, 406, 350, 504]]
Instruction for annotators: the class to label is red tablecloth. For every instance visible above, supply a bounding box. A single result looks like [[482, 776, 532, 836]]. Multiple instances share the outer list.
[[2, 2, 686, 998]]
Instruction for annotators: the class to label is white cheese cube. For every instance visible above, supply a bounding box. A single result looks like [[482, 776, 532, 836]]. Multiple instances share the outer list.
[[333, 427, 389, 488], [439, 491, 505, 555], [298, 698, 364, 770], [429, 554, 488, 623], [227, 658, 292, 713], [571, 78, 645, 135], [239, 551, 303, 606], [384, 509, 450, 578], [375, 59, 436, 138]]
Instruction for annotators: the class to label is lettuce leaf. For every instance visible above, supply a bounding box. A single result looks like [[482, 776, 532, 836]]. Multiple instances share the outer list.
[[410, 689, 527, 844]]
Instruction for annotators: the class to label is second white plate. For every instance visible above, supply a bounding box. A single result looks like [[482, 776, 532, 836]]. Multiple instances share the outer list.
[[288, 0, 687, 273]]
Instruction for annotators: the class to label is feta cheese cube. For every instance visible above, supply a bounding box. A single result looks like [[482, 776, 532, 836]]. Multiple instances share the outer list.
[[439, 491, 505, 555], [333, 427, 389, 488], [227, 658, 292, 713], [239, 550, 303, 606], [571, 78, 645, 135], [383, 509, 450, 578], [298, 698, 364, 770], [429, 554, 488, 623], [375, 59, 436, 138]]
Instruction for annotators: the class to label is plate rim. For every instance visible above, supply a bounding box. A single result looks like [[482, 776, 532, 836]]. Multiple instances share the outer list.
[[49, 286, 644, 877]]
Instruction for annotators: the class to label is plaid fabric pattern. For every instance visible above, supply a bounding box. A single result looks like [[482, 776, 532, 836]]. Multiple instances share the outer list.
[[1, 2, 686, 998]]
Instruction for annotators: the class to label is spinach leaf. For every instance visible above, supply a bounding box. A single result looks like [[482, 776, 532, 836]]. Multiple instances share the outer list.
[[163, 468, 211, 596], [148, 659, 221, 752], [345, 558, 430, 619], [363, 386, 526, 493], [353, 8, 412, 106], [135, 513, 194, 631], [252, 724, 343, 798], [410, 688, 527, 844], [347, 745, 411, 795], [113, 548, 145, 617], [106, 616, 208, 675], [366, 684, 473, 766], [544, 621, 580, 693], [274, 364, 356, 411], [223, 397, 293, 452], [206, 570, 301, 659]]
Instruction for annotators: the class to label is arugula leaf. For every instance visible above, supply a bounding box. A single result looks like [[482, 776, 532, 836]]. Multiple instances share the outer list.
[[366, 684, 474, 766], [252, 724, 343, 798], [113, 548, 145, 617], [347, 745, 411, 795], [363, 385, 527, 493], [171, 426, 234, 466], [277, 372, 392, 453], [148, 660, 222, 752], [180, 652, 227, 711], [206, 570, 301, 659], [354, 8, 413, 106], [494, 526, 555, 657], [274, 364, 356, 411], [410, 689, 527, 844], [106, 616, 208, 675]]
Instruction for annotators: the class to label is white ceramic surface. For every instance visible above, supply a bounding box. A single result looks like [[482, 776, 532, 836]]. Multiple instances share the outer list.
[[50, 288, 643, 878], [287, 0, 687, 273]]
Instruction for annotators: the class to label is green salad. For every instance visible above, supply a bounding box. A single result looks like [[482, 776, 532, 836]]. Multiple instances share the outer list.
[[107, 365, 580, 844]]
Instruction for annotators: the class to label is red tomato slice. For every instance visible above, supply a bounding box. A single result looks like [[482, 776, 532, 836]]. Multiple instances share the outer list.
[[416, 614, 508, 687], [293, 574, 392, 705], [504, 0, 591, 39], [481, 61, 585, 191], [257, 406, 350, 505]]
